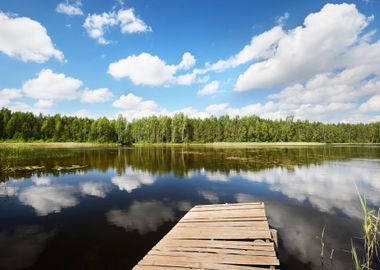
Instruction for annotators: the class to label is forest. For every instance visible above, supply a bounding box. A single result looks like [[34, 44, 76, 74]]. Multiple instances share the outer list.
[[1, 108, 380, 144]]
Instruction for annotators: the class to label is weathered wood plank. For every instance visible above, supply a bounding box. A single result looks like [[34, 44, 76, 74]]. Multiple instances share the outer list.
[[155, 239, 275, 250], [179, 217, 267, 222], [194, 202, 264, 208], [191, 204, 264, 212], [184, 209, 266, 219], [139, 253, 280, 266], [132, 202, 279, 270], [176, 221, 269, 228], [150, 247, 276, 256], [135, 263, 273, 270], [165, 227, 271, 240]]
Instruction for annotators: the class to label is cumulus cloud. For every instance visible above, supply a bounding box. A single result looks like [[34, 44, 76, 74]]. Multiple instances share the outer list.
[[34, 100, 54, 108], [0, 88, 22, 107], [177, 52, 196, 70], [106, 200, 175, 234], [178, 3, 380, 122], [206, 103, 229, 113], [276, 12, 289, 25], [56, 1, 83, 16], [19, 185, 78, 216], [197, 81, 220, 96], [108, 52, 200, 86], [108, 53, 175, 84], [203, 26, 285, 73], [81, 88, 113, 103], [7, 102, 48, 115], [235, 3, 371, 91], [72, 109, 91, 118], [0, 12, 64, 63], [112, 93, 157, 110], [22, 69, 82, 101], [5, 69, 114, 113], [117, 8, 152, 34], [83, 8, 151, 44], [359, 95, 380, 112]]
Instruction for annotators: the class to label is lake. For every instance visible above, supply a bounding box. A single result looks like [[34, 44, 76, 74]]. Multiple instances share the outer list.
[[0, 145, 379, 270]]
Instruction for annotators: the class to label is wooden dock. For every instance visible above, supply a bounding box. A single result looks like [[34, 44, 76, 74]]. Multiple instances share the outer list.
[[133, 202, 280, 269]]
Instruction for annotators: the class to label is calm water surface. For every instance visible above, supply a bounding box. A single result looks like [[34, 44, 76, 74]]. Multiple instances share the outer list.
[[1, 146, 380, 270]]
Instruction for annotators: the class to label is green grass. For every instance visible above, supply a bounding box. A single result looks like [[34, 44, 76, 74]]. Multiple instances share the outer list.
[[0, 142, 120, 149]]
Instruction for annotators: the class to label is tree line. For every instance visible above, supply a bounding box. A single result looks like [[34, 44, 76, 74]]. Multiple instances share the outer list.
[[1, 108, 380, 144]]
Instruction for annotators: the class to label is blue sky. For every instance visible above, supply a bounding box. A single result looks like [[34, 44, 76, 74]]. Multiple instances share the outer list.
[[1, 0, 380, 122]]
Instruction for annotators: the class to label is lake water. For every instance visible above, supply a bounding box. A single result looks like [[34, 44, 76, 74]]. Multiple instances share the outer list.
[[0, 146, 380, 270]]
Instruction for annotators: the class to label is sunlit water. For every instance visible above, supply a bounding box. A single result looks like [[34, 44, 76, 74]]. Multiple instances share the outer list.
[[0, 146, 380, 269]]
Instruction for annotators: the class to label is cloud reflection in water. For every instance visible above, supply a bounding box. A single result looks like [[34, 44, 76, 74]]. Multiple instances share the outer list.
[[111, 168, 156, 193], [0, 226, 54, 270], [106, 200, 176, 234], [19, 185, 78, 216], [192, 159, 380, 219]]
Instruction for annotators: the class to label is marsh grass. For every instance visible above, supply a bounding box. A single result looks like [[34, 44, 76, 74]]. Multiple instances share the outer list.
[[352, 185, 380, 270]]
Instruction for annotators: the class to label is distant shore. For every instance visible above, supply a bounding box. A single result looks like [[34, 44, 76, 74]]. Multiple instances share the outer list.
[[1, 141, 379, 149], [133, 142, 380, 147]]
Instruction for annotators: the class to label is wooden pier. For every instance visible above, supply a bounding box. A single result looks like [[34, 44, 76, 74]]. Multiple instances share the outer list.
[[133, 202, 280, 269]]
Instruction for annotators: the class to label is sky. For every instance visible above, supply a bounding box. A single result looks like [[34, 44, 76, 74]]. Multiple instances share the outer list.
[[1, 0, 380, 123]]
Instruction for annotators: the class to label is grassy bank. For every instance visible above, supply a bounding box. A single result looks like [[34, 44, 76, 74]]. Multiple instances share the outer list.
[[0, 142, 120, 149]]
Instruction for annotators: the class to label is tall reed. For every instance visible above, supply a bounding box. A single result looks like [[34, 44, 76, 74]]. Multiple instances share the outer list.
[[351, 185, 380, 270]]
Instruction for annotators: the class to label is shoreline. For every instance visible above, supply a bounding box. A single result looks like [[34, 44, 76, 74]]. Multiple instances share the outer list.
[[1, 141, 379, 149]]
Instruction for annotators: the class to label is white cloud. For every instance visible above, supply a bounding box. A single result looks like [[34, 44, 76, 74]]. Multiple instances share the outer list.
[[0, 12, 64, 63], [108, 53, 175, 84], [7, 102, 48, 115], [80, 182, 109, 198], [34, 99, 53, 108], [276, 12, 289, 25], [81, 88, 113, 103], [168, 3, 380, 122], [56, 1, 83, 16], [117, 8, 151, 34], [22, 69, 82, 101], [72, 109, 91, 118], [235, 3, 371, 91], [177, 52, 196, 70], [206, 103, 229, 113], [19, 185, 78, 216], [83, 12, 118, 45], [0, 88, 22, 107], [108, 52, 200, 86], [112, 93, 157, 110], [83, 8, 151, 44], [204, 26, 285, 73], [197, 81, 220, 96], [359, 95, 380, 112]]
